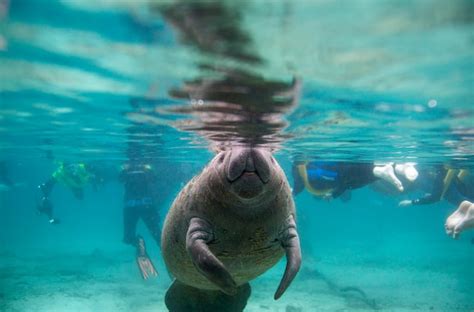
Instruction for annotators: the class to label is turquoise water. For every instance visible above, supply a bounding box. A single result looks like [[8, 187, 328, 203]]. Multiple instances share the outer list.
[[1, 0, 473, 311]]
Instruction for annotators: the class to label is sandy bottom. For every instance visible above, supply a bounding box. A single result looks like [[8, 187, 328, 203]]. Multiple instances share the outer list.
[[1, 248, 472, 312]]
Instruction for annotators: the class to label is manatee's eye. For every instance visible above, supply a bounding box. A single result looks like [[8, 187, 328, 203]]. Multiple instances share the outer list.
[[270, 156, 275, 164]]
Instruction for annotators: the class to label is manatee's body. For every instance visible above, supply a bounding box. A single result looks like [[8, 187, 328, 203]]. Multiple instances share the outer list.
[[162, 166, 293, 289], [161, 147, 301, 311]]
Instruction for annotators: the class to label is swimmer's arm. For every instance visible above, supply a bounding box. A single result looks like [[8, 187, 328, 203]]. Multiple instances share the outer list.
[[411, 193, 441, 205]]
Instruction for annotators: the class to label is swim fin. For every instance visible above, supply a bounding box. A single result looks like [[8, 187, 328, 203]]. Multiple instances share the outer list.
[[136, 236, 158, 280]]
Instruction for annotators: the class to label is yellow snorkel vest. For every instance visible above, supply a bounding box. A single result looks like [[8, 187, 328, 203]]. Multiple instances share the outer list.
[[297, 163, 334, 197]]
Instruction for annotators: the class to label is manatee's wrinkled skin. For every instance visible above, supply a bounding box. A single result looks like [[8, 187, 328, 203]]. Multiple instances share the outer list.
[[161, 146, 300, 299]]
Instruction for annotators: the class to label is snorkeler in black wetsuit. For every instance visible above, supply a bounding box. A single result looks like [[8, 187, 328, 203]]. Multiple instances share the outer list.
[[292, 161, 408, 200], [396, 166, 474, 239], [120, 161, 161, 280], [293, 162, 375, 199], [399, 166, 473, 207]]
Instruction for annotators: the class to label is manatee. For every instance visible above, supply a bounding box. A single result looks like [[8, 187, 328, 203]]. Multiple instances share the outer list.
[[161, 146, 301, 311]]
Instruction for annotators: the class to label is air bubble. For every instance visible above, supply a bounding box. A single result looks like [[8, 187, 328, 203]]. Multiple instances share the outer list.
[[427, 99, 437, 108]]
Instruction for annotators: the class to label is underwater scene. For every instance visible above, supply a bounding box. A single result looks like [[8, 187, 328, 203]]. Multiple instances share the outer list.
[[0, 0, 473, 311]]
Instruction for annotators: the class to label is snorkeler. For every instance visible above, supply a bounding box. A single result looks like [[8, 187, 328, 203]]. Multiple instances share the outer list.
[[120, 161, 161, 280], [292, 161, 416, 200], [398, 167, 473, 207], [36, 162, 95, 224], [397, 167, 474, 238], [445, 200, 474, 239]]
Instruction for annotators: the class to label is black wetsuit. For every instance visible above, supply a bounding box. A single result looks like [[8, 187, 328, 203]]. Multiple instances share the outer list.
[[411, 166, 473, 206], [37, 179, 59, 224], [120, 165, 161, 246], [292, 162, 377, 198]]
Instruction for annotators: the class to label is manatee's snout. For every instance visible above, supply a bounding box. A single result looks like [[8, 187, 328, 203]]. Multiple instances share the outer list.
[[225, 147, 271, 199], [226, 147, 271, 183]]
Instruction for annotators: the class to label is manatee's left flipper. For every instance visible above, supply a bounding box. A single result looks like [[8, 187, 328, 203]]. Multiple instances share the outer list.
[[186, 217, 238, 295], [274, 214, 302, 300]]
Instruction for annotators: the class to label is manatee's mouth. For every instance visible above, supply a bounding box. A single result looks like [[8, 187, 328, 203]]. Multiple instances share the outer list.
[[225, 148, 270, 184], [232, 169, 265, 184]]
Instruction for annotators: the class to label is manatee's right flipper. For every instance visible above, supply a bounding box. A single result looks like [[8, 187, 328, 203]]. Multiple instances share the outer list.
[[274, 214, 302, 300], [165, 280, 251, 312], [186, 217, 237, 295]]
